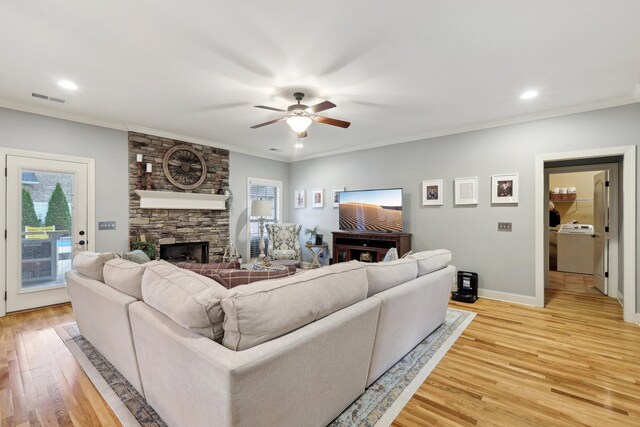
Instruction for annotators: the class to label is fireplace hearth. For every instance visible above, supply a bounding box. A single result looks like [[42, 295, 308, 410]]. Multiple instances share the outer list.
[[160, 241, 209, 264]]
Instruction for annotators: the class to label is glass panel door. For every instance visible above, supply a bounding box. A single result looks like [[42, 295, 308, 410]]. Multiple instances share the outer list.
[[21, 170, 75, 290], [6, 155, 88, 312]]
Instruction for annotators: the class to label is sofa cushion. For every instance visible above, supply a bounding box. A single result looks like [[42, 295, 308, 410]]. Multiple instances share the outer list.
[[364, 258, 418, 297], [407, 249, 452, 276], [221, 261, 368, 351], [142, 260, 228, 341], [103, 258, 146, 300], [73, 251, 117, 282]]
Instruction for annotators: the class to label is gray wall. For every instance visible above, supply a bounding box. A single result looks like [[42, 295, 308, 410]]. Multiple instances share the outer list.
[[0, 107, 129, 252], [229, 152, 289, 259], [289, 103, 640, 304]]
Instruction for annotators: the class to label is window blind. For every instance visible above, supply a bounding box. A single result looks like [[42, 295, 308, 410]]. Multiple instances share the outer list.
[[248, 183, 280, 259]]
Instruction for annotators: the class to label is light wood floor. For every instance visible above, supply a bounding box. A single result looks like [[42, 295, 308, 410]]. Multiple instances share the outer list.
[[1, 290, 639, 426], [393, 290, 640, 427]]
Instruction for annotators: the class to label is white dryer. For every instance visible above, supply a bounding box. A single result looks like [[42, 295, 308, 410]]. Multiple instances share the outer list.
[[557, 224, 594, 274]]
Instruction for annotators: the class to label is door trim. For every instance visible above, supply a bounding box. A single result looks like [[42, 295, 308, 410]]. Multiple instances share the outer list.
[[535, 145, 636, 323], [545, 163, 619, 298], [0, 148, 96, 317]]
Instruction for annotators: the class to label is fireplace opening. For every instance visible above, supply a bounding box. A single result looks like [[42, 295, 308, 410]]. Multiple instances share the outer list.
[[159, 241, 209, 264]]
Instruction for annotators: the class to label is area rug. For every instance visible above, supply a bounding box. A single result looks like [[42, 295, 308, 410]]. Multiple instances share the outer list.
[[55, 308, 474, 427]]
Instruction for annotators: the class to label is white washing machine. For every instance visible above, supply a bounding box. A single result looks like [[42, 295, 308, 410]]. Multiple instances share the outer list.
[[557, 224, 594, 274]]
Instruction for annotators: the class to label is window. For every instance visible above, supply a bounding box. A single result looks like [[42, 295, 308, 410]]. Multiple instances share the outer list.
[[247, 178, 282, 259]]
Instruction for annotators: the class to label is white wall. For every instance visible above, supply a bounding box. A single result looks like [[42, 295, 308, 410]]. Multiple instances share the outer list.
[[229, 152, 289, 259], [289, 103, 640, 305], [0, 107, 129, 252]]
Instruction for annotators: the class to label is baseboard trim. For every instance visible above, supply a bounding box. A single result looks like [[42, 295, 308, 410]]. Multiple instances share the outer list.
[[617, 290, 624, 308], [478, 289, 537, 306], [635, 313, 640, 326]]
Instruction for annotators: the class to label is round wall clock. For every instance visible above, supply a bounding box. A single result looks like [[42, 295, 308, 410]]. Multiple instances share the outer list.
[[162, 145, 207, 190]]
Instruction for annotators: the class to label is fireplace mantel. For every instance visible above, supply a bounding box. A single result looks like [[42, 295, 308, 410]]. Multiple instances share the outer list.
[[134, 190, 228, 210]]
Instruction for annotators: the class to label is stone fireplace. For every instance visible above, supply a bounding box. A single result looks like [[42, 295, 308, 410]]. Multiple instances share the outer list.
[[128, 132, 230, 261]]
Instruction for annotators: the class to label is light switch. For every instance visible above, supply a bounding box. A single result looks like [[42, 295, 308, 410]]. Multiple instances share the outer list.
[[498, 222, 512, 232], [99, 221, 116, 230]]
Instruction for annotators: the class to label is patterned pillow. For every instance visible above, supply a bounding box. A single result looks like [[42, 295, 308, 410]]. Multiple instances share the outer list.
[[251, 264, 287, 271], [178, 263, 295, 289], [272, 249, 297, 260], [176, 261, 241, 272], [120, 250, 151, 264]]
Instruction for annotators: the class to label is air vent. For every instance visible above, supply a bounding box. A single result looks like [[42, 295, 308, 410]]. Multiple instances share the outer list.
[[31, 92, 66, 103], [269, 148, 281, 152]]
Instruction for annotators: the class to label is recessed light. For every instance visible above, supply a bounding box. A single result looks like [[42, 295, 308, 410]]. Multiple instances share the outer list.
[[294, 143, 303, 148], [58, 80, 78, 90], [520, 90, 538, 100]]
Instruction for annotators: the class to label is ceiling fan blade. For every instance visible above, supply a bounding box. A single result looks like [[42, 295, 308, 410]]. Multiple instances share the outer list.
[[314, 116, 351, 128], [306, 100, 336, 114], [297, 131, 307, 138], [254, 105, 286, 112], [250, 118, 284, 129]]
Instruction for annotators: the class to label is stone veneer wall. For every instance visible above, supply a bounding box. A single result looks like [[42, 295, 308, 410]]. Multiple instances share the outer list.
[[128, 132, 229, 261]]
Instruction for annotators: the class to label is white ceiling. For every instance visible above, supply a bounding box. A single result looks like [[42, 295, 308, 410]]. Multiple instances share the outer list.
[[1, 1, 639, 162]]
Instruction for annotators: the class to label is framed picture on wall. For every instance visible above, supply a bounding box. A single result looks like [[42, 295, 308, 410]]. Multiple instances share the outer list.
[[294, 190, 306, 208], [492, 173, 519, 204], [454, 177, 478, 205], [332, 187, 345, 208], [422, 179, 443, 206], [312, 189, 324, 208]]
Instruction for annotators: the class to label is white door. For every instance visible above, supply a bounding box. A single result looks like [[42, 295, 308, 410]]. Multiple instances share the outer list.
[[592, 171, 608, 295], [6, 155, 88, 312]]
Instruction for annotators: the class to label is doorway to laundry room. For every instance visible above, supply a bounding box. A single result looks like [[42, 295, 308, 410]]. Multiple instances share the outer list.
[[545, 163, 619, 304]]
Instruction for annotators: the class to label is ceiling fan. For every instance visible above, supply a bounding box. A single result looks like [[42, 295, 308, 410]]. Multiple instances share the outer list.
[[250, 92, 350, 138]]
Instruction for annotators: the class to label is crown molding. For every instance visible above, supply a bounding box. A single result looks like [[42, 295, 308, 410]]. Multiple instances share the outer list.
[[289, 96, 639, 162], [2, 96, 637, 164], [0, 99, 128, 131], [125, 125, 287, 162], [0, 99, 288, 162]]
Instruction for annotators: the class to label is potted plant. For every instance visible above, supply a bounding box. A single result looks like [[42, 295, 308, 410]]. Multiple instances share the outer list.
[[304, 226, 319, 245], [130, 240, 156, 260]]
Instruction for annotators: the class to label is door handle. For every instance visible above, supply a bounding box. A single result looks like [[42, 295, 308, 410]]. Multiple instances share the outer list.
[[78, 240, 86, 246], [591, 234, 596, 238]]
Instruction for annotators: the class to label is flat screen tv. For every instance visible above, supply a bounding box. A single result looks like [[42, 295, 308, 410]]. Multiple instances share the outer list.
[[338, 188, 403, 232]]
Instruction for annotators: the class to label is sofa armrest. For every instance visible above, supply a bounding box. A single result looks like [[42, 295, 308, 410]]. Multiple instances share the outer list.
[[129, 297, 380, 427], [66, 271, 144, 395]]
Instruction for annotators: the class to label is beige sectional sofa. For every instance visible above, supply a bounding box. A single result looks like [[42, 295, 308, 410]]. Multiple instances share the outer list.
[[66, 249, 455, 427]]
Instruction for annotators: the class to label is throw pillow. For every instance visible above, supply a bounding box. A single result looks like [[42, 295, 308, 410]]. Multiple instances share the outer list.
[[121, 250, 151, 264], [400, 250, 414, 259], [251, 263, 287, 271], [73, 251, 117, 282], [216, 268, 294, 289], [382, 248, 399, 262]]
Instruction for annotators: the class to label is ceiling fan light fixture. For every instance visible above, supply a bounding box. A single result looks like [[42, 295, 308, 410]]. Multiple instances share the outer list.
[[286, 115, 313, 133]]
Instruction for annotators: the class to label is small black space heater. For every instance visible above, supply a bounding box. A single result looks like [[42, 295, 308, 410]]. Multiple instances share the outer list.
[[451, 271, 478, 303]]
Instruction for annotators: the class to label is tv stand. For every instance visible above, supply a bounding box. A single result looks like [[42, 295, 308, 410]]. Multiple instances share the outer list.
[[332, 231, 411, 264]]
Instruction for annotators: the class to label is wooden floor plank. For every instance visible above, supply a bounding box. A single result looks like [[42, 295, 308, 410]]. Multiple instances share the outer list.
[[1, 290, 639, 426]]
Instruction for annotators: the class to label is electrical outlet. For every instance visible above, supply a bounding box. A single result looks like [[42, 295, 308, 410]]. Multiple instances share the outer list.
[[98, 221, 116, 231], [498, 222, 512, 232]]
